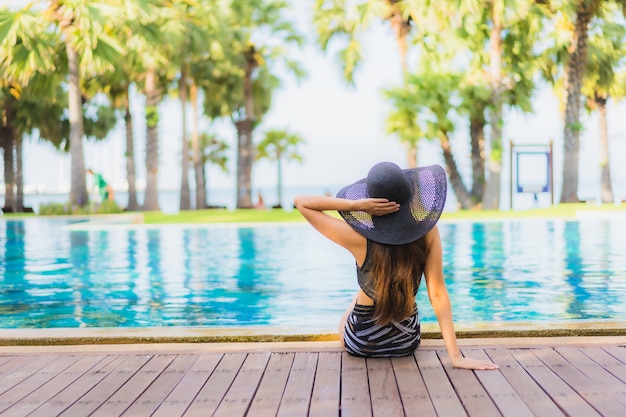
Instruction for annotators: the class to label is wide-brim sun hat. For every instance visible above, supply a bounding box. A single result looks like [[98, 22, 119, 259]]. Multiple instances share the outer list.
[[336, 162, 447, 245]]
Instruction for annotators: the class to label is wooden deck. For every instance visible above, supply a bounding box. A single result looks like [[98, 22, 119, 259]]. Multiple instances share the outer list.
[[0, 338, 625, 416]]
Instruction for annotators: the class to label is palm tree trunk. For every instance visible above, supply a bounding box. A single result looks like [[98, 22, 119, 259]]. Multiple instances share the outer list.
[[15, 135, 23, 212], [470, 114, 486, 204], [277, 157, 283, 208], [190, 83, 206, 209], [179, 70, 191, 210], [388, 0, 417, 168], [439, 132, 474, 209], [1, 118, 15, 212], [596, 94, 613, 203], [560, 7, 593, 203], [143, 68, 160, 211], [235, 119, 254, 208], [388, 0, 410, 77], [67, 42, 88, 206], [404, 143, 418, 169], [124, 89, 139, 211], [483, 2, 503, 210], [236, 53, 256, 209]]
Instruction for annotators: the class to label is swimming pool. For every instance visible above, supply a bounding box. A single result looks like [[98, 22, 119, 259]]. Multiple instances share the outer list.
[[1, 216, 625, 331]]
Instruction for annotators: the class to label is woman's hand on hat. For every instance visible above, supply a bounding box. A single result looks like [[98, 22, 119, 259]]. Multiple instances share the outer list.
[[357, 198, 400, 216]]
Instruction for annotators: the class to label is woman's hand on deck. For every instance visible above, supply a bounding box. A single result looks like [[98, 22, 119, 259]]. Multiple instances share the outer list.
[[451, 356, 499, 370]]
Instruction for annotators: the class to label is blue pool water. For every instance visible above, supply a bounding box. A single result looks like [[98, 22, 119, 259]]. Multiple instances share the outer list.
[[1, 216, 625, 330]]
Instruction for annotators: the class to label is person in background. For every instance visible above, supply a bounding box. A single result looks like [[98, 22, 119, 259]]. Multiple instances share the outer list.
[[87, 169, 115, 202], [294, 161, 498, 369], [255, 192, 266, 209]]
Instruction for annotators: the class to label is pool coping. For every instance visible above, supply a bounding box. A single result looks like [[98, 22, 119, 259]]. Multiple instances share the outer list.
[[2, 335, 626, 355], [1, 320, 625, 346]]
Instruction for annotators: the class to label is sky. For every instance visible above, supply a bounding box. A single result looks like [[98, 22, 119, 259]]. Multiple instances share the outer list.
[[15, 0, 626, 208]]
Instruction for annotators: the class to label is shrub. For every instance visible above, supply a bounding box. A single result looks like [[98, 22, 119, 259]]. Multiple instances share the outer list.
[[38, 200, 123, 215]]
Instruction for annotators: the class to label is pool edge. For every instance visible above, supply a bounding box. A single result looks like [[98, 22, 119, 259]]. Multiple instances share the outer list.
[[1, 321, 625, 346]]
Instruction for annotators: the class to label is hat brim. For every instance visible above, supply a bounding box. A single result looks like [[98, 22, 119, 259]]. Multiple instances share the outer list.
[[336, 164, 447, 245]]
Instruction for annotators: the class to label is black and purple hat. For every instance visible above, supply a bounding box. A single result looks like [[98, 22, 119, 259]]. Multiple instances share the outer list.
[[336, 162, 447, 245]]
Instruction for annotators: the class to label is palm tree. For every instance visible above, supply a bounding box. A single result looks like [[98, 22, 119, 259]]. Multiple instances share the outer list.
[[93, 0, 170, 211], [0, 6, 63, 211], [256, 129, 305, 208], [385, 68, 477, 209], [204, 0, 304, 209], [313, 0, 419, 166], [451, 0, 541, 209], [170, 0, 227, 211], [197, 133, 230, 208], [1, 85, 19, 212], [128, 2, 184, 211], [557, 0, 626, 203], [581, 7, 626, 203], [42, 0, 126, 206]]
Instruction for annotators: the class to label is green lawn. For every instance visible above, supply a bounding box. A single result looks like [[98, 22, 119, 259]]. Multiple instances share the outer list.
[[140, 202, 625, 224], [141, 208, 306, 224], [3, 202, 623, 224]]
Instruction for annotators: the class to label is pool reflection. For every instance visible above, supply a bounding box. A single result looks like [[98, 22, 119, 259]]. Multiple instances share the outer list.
[[1, 217, 625, 328]]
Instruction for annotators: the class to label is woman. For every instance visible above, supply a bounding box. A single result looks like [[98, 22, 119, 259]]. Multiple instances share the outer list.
[[294, 162, 498, 370]]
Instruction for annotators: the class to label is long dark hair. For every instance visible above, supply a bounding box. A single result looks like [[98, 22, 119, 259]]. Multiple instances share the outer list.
[[369, 237, 428, 325]]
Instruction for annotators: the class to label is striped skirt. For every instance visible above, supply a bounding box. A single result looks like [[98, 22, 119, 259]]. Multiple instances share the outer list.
[[343, 303, 421, 358]]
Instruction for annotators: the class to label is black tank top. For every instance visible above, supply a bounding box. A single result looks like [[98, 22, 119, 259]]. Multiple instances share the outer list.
[[356, 240, 421, 301], [356, 240, 376, 299]]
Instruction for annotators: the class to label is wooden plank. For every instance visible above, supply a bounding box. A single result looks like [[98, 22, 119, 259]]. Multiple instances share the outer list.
[[582, 346, 626, 384], [554, 347, 626, 410], [122, 354, 198, 416], [604, 346, 626, 366], [340, 352, 372, 417], [28, 355, 125, 417], [0, 356, 35, 379], [152, 353, 222, 417], [461, 348, 534, 417], [246, 352, 294, 417], [0, 354, 59, 395], [276, 352, 318, 417], [415, 350, 467, 417], [58, 354, 152, 416], [484, 349, 566, 417], [440, 349, 500, 417], [510, 348, 602, 417], [183, 353, 247, 417], [212, 352, 270, 417], [0, 354, 106, 417], [0, 356, 16, 369], [309, 352, 341, 417], [0, 354, 80, 414], [366, 358, 404, 417], [536, 347, 625, 415], [391, 355, 437, 417], [88, 354, 176, 417]]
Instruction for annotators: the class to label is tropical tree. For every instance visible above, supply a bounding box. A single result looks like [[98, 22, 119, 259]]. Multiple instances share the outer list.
[[0, 5, 58, 211], [197, 132, 229, 208], [130, 3, 185, 211], [449, 0, 541, 209], [169, 0, 227, 211], [554, 0, 626, 203], [92, 1, 171, 211], [313, 0, 419, 166], [41, 0, 126, 206], [581, 7, 626, 203], [385, 67, 478, 209], [1, 84, 21, 212], [256, 129, 305, 208], [203, 0, 304, 209]]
